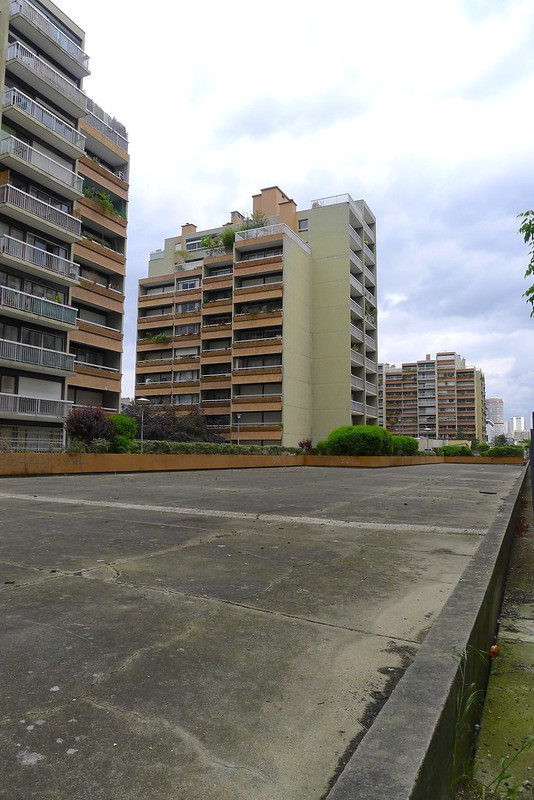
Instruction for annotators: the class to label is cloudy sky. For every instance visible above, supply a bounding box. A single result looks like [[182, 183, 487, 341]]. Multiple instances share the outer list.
[[60, 0, 534, 424]]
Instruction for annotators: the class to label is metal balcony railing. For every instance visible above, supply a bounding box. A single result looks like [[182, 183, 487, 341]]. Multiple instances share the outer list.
[[10, 0, 90, 70], [7, 42, 86, 111], [0, 135, 83, 192], [0, 285, 77, 325], [0, 235, 79, 280], [84, 110, 129, 152], [0, 338, 74, 371], [235, 223, 310, 253], [3, 89, 86, 150], [0, 391, 72, 418], [0, 185, 81, 236]]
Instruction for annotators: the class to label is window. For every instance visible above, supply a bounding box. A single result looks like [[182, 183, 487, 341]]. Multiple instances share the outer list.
[[177, 278, 200, 291], [174, 323, 200, 336], [174, 370, 199, 383], [176, 301, 200, 314], [1, 375, 16, 394], [298, 219, 309, 232], [173, 393, 200, 405]]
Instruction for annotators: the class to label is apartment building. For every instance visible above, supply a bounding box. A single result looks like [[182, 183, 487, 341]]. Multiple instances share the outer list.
[[486, 397, 505, 442], [379, 352, 486, 442], [0, 0, 128, 451], [136, 187, 377, 447]]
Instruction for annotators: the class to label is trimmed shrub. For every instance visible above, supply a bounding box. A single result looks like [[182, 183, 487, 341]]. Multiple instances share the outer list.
[[323, 425, 393, 456], [391, 435, 419, 455], [108, 414, 138, 453], [441, 445, 473, 457], [298, 438, 313, 454], [486, 445, 524, 458], [66, 437, 86, 454], [88, 438, 110, 453], [139, 441, 299, 456], [314, 440, 328, 455], [477, 442, 490, 454]]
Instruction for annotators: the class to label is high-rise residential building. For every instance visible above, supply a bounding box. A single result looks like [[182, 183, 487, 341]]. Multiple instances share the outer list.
[[507, 415, 525, 434], [486, 397, 505, 442], [0, 0, 129, 452], [136, 187, 378, 447], [379, 352, 486, 442]]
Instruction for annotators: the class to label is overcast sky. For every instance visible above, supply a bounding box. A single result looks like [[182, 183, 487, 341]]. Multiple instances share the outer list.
[[60, 0, 534, 425]]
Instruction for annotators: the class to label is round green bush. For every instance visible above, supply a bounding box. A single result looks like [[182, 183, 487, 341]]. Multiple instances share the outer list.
[[486, 445, 524, 458], [391, 435, 419, 455], [325, 425, 393, 456]]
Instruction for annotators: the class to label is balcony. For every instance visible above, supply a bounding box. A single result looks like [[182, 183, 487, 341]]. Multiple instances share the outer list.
[[351, 400, 364, 414], [0, 391, 72, 419], [351, 375, 364, 390], [0, 184, 82, 242], [6, 42, 87, 118], [82, 102, 128, 167], [0, 135, 83, 198], [0, 338, 74, 374], [0, 185, 81, 241], [0, 237, 78, 287], [3, 89, 86, 158], [365, 357, 377, 373], [365, 403, 378, 417], [351, 349, 364, 367], [235, 223, 310, 254], [0, 285, 77, 328], [350, 324, 364, 343], [10, 0, 90, 78]]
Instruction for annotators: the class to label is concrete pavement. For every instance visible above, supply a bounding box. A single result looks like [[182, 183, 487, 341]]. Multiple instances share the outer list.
[[0, 464, 525, 799]]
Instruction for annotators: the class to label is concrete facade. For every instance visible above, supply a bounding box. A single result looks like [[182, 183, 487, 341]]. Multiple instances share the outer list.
[[136, 188, 378, 447], [0, 0, 128, 452]]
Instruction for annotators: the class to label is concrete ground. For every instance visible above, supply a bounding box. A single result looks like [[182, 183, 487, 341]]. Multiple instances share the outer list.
[[0, 464, 523, 800]]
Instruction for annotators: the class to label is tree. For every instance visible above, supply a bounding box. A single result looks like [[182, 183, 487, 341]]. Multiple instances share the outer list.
[[494, 433, 508, 446], [518, 211, 534, 315], [65, 406, 111, 446]]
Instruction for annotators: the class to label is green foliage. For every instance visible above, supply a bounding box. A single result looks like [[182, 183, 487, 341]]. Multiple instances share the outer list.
[[441, 445, 473, 457], [324, 425, 393, 456], [88, 438, 110, 453], [140, 441, 299, 455], [238, 211, 270, 231], [391, 435, 419, 455], [66, 437, 87, 454], [314, 440, 328, 455], [220, 227, 236, 250], [494, 434, 508, 447], [477, 442, 490, 454], [109, 414, 137, 439], [486, 445, 524, 458], [518, 210, 534, 315], [65, 406, 111, 446]]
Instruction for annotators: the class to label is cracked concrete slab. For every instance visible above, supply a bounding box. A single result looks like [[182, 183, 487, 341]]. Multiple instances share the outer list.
[[0, 464, 523, 799]]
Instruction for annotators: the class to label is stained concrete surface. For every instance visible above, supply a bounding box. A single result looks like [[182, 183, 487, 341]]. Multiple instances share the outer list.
[[0, 464, 523, 799]]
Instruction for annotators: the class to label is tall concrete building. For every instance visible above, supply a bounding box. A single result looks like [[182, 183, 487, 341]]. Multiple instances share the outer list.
[[0, 0, 129, 452], [486, 397, 505, 442], [379, 352, 486, 442], [136, 187, 378, 447]]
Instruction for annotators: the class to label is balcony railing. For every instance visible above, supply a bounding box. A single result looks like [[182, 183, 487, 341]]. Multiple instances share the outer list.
[[0, 285, 77, 325], [0, 185, 81, 236], [0, 391, 72, 418], [3, 89, 86, 151], [0, 338, 74, 371], [0, 135, 83, 192], [311, 193, 364, 222], [84, 110, 129, 152], [6, 42, 86, 111], [0, 235, 79, 280], [351, 400, 364, 413], [235, 223, 311, 254], [366, 404, 378, 416], [10, 0, 90, 71]]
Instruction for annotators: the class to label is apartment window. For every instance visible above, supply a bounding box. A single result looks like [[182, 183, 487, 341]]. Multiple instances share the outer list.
[[175, 323, 200, 336], [174, 370, 199, 383], [174, 346, 200, 359], [21, 327, 64, 351], [176, 301, 200, 313], [186, 238, 202, 251], [177, 278, 200, 291], [173, 393, 200, 405], [145, 284, 174, 296], [1, 375, 16, 394], [71, 346, 104, 367], [298, 219, 309, 232]]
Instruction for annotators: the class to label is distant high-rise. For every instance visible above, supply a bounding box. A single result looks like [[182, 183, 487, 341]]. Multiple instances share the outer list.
[[486, 398, 505, 442], [379, 352, 486, 441]]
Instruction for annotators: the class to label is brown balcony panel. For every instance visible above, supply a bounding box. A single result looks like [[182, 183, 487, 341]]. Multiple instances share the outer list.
[[234, 283, 283, 301], [72, 328, 122, 352], [74, 240, 125, 274], [230, 426, 282, 440], [72, 365, 121, 388], [80, 117, 128, 162], [138, 293, 175, 308], [235, 233, 283, 252], [174, 311, 201, 323], [200, 379, 231, 392], [137, 340, 173, 352], [232, 398, 282, 412], [233, 312, 282, 329], [232, 368, 282, 384], [172, 334, 201, 345], [202, 275, 232, 290], [76, 320, 122, 342], [232, 340, 282, 355], [201, 351, 232, 364], [138, 314, 174, 327], [78, 156, 128, 197], [201, 399, 231, 409], [77, 197, 127, 237], [201, 325, 232, 338], [202, 300, 232, 313], [137, 359, 174, 371], [235, 254, 283, 270], [172, 380, 199, 389], [136, 380, 172, 390], [76, 281, 124, 311], [172, 355, 200, 364], [203, 251, 233, 266]]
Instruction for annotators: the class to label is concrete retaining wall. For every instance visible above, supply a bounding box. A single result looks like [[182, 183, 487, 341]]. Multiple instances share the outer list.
[[325, 466, 529, 800], [0, 453, 523, 477]]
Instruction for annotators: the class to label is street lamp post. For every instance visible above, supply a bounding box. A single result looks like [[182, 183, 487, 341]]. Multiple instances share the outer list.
[[422, 427, 432, 452], [136, 397, 150, 454]]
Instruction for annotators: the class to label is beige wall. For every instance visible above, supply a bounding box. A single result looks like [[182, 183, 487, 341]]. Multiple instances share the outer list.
[[280, 236, 313, 447], [307, 203, 352, 442]]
